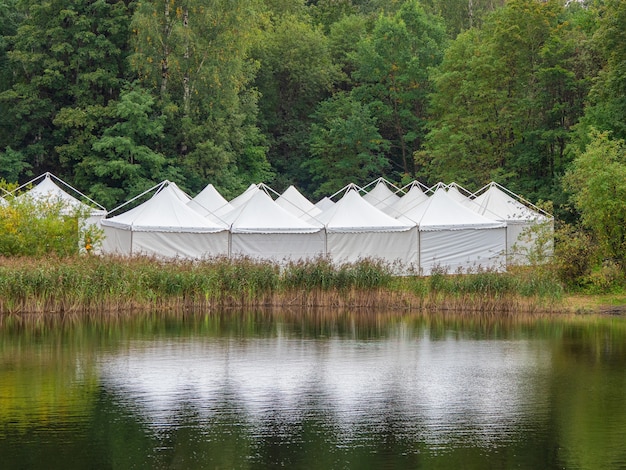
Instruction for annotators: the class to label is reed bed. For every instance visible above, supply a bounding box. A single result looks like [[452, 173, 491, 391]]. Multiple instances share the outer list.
[[0, 255, 565, 315]]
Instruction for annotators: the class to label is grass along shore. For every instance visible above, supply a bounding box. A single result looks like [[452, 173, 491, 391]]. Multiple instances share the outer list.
[[0, 255, 572, 315]]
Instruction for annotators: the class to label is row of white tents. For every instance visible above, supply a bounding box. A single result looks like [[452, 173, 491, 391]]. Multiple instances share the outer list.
[[2, 173, 552, 275]]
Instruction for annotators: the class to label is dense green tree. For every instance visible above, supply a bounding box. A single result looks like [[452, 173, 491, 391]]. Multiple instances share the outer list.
[[307, 92, 389, 196], [422, 0, 598, 200], [0, 0, 133, 183], [564, 130, 626, 267], [77, 87, 180, 208], [576, 0, 626, 142], [349, 0, 446, 181], [421, 0, 505, 38], [252, 12, 339, 192], [130, 0, 271, 198]]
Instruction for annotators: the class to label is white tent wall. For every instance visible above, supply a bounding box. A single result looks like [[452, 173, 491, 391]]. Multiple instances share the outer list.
[[101, 225, 132, 255], [419, 228, 506, 275], [505, 219, 554, 265], [132, 231, 229, 259], [230, 232, 326, 263], [326, 228, 419, 271], [101, 226, 229, 259]]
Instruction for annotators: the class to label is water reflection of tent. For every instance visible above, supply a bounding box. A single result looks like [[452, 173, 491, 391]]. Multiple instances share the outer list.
[[100, 181, 229, 259]]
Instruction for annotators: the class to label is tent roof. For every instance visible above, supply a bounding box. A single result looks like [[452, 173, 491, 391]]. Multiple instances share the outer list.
[[275, 185, 321, 219], [225, 190, 322, 233], [446, 183, 472, 204], [314, 188, 414, 233], [187, 183, 233, 218], [401, 188, 505, 231], [362, 179, 401, 209], [18, 173, 106, 215], [385, 184, 429, 218], [228, 184, 259, 208], [315, 197, 335, 212], [101, 182, 227, 233], [471, 183, 549, 222]]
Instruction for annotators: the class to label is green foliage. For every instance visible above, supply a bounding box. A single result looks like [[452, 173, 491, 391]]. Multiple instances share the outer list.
[[78, 87, 178, 208], [0, 0, 133, 181], [252, 12, 339, 192], [307, 92, 389, 196], [350, 0, 447, 179], [563, 130, 626, 268], [0, 194, 101, 257], [422, 0, 598, 200], [553, 223, 596, 288]]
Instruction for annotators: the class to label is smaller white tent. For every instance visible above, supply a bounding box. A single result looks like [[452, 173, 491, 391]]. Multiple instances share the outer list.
[[276, 185, 322, 220], [315, 197, 335, 212], [384, 181, 429, 218], [15, 173, 107, 224], [101, 181, 229, 259], [314, 186, 418, 269], [401, 188, 506, 275], [187, 183, 233, 221], [446, 182, 473, 205], [228, 184, 260, 209], [362, 178, 401, 209], [225, 190, 325, 263], [470, 182, 553, 264]]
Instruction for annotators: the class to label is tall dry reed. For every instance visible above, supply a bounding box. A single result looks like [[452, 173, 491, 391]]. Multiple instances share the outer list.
[[0, 255, 565, 314]]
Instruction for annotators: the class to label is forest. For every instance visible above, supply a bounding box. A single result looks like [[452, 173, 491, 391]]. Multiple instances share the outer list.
[[1, 0, 626, 283]]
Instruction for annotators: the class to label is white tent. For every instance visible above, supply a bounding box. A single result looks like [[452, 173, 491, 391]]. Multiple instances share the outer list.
[[401, 188, 506, 275], [187, 183, 233, 221], [100, 181, 229, 259], [315, 197, 335, 212], [228, 183, 260, 209], [16, 173, 107, 224], [384, 181, 429, 218], [362, 178, 401, 209], [275, 185, 322, 220], [224, 190, 325, 263], [446, 182, 472, 205], [314, 186, 418, 269], [470, 182, 553, 264]]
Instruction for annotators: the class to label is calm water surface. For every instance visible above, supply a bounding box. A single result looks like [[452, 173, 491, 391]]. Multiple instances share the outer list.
[[1, 310, 626, 469]]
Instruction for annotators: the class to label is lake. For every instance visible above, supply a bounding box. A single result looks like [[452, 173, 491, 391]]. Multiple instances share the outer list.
[[1, 310, 625, 469]]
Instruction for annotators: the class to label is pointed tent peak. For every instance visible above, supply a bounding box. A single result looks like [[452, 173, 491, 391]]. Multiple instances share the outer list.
[[315, 196, 335, 212], [361, 176, 401, 192], [363, 178, 402, 209], [225, 189, 321, 233], [427, 182, 448, 195], [446, 182, 473, 199], [158, 180, 191, 203], [276, 185, 322, 219], [327, 182, 364, 201], [16, 172, 106, 214], [315, 187, 414, 233], [188, 183, 232, 218], [385, 183, 430, 218], [399, 180, 428, 193]]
